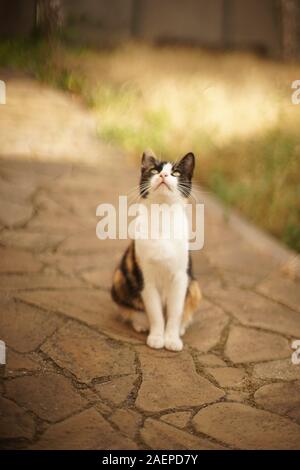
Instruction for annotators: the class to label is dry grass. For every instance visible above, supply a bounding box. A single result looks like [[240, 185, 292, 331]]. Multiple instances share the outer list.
[[1, 40, 300, 251]]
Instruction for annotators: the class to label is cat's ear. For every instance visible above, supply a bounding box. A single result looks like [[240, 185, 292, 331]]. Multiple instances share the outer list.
[[141, 149, 157, 170], [177, 152, 195, 179]]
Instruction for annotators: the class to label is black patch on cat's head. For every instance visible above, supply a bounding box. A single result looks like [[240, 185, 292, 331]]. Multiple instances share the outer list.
[[139, 150, 195, 198], [172, 152, 195, 198], [140, 150, 166, 198]]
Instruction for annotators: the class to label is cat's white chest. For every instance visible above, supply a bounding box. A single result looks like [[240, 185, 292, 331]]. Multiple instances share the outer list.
[[136, 236, 188, 304], [137, 237, 187, 269], [135, 201, 189, 297]]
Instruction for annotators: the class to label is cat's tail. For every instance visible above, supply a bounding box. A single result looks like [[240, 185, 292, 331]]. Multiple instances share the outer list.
[[181, 279, 202, 335]]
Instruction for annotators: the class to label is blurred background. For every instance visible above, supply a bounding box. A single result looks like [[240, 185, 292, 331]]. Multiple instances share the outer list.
[[0, 0, 300, 252]]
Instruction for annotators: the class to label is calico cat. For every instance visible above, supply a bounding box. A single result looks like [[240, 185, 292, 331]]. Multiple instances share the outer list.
[[111, 150, 201, 351]]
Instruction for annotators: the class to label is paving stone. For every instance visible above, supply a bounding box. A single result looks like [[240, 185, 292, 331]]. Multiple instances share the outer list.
[[6, 373, 88, 422], [255, 382, 300, 422], [199, 275, 225, 299], [39, 253, 104, 275], [0, 79, 100, 163], [17, 288, 112, 321], [196, 353, 226, 367], [0, 199, 33, 228], [226, 390, 249, 403], [141, 418, 225, 450], [190, 251, 216, 277], [30, 408, 138, 450], [257, 274, 300, 314], [253, 358, 300, 381], [136, 350, 224, 412], [219, 270, 263, 288], [206, 242, 279, 280], [184, 304, 229, 352], [41, 322, 136, 383], [193, 402, 300, 449], [0, 177, 36, 203], [54, 171, 116, 194], [161, 411, 192, 429], [47, 191, 101, 221], [95, 375, 137, 405], [209, 285, 300, 337], [225, 326, 291, 364], [18, 288, 144, 344], [27, 213, 85, 235], [79, 388, 111, 413], [203, 217, 242, 251], [0, 229, 64, 252], [0, 397, 35, 441], [0, 247, 42, 273], [94, 402, 112, 416], [0, 160, 70, 186], [57, 232, 108, 254], [4, 349, 41, 377], [34, 191, 72, 216], [81, 266, 114, 290], [206, 367, 246, 388], [110, 409, 142, 439], [0, 296, 63, 353], [60, 230, 128, 253], [0, 273, 83, 290]]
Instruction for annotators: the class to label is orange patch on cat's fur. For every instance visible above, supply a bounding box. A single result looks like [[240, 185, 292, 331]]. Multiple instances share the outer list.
[[182, 279, 202, 326]]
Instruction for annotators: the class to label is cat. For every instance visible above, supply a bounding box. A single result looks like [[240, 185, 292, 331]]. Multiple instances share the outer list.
[[111, 149, 201, 351]]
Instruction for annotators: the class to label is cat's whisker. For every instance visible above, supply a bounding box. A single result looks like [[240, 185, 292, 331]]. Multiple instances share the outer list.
[[189, 183, 212, 195], [140, 187, 150, 198], [128, 185, 150, 204], [126, 185, 145, 197], [177, 184, 203, 203], [179, 182, 205, 194], [128, 190, 148, 204], [126, 182, 150, 199]]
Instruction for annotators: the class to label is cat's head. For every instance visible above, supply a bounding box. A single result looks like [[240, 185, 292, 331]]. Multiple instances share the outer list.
[[140, 149, 195, 200]]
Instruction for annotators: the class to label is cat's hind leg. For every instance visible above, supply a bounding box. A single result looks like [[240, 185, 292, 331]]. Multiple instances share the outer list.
[[118, 307, 149, 333], [132, 311, 149, 332], [180, 279, 202, 336]]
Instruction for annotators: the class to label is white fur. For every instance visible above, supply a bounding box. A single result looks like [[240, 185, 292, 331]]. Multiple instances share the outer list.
[[134, 163, 189, 351]]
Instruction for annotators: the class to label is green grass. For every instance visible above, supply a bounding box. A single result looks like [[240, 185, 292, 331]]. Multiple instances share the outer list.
[[1, 39, 299, 252], [0, 38, 86, 93], [201, 130, 300, 249]]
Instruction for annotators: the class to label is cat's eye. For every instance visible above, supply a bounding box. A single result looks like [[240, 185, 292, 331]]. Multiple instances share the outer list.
[[150, 168, 158, 174], [172, 170, 181, 177]]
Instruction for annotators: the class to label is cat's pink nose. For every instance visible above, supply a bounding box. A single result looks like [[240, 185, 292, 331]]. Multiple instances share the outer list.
[[160, 172, 168, 179]]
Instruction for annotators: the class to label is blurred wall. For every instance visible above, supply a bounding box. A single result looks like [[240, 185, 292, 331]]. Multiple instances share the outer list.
[[0, 0, 36, 37], [134, 0, 224, 46], [63, 0, 282, 56], [63, 0, 134, 44], [0, 0, 282, 57], [226, 0, 281, 55]]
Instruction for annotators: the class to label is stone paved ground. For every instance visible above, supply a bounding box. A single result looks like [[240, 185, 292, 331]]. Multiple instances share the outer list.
[[1, 77, 300, 450]]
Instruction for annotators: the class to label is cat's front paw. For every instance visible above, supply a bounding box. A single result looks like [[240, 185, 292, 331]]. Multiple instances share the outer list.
[[164, 335, 183, 352], [147, 334, 164, 349]]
